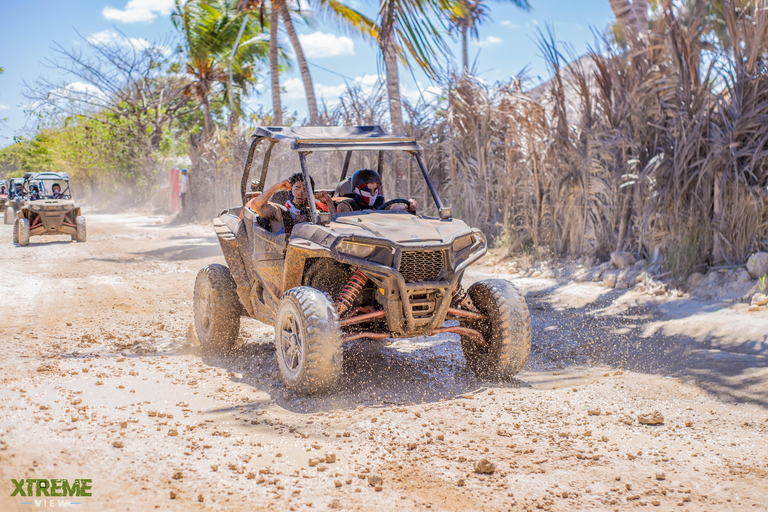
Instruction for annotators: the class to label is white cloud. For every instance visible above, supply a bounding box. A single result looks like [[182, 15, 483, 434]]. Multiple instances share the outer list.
[[0, 104, 8, 111], [47, 82, 109, 106], [298, 32, 354, 58], [86, 29, 169, 54], [102, 0, 175, 23], [474, 35, 503, 48], [500, 20, 521, 29], [283, 78, 307, 102], [283, 74, 379, 106], [87, 29, 152, 51]]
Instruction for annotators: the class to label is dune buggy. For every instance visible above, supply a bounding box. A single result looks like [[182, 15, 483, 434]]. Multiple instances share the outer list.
[[194, 126, 532, 394], [0, 180, 8, 216], [13, 172, 86, 246], [4, 177, 25, 225]]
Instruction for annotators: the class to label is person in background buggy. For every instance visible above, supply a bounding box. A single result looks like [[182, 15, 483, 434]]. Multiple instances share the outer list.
[[50, 183, 66, 199], [12, 183, 25, 199]]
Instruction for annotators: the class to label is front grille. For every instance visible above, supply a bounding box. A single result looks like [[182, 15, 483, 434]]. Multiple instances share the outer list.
[[399, 250, 445, 282]]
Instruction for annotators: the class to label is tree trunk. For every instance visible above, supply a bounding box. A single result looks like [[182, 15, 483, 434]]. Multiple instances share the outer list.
[[279, 0, 319, 125], [269, 1, 283, 125], [608, 0, 641, 42], [462, 24, 468, 75], [383, 35, 404, 135], [634, 0, 648, 33], [200, 92, 213, 139]]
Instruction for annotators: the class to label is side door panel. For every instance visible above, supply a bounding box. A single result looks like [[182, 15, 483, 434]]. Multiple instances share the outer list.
[[241, 208, 287, 317]]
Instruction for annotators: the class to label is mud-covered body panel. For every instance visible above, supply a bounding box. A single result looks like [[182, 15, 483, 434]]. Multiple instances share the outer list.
[[215, 207, 487, 336]]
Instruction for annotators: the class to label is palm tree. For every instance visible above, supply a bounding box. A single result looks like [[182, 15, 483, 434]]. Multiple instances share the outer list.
[[608, 0, 648, 45], [448, 0, 530, 75], [173, 0, 270, 137], [239, 0, 376, 125], [377, 0, 451, 135]]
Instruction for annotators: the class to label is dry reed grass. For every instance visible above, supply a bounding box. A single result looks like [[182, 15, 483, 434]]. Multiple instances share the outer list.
[[188, 1, 768, 274]]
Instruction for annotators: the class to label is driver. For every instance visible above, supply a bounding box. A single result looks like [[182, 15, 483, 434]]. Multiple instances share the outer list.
[[12, 184, 24, 198], [29, 185, 41, 201], [50, 183, 65, 199], [0, 185, 7, 198], [336, 169, 418, 213], [250, 172, 335, 235]]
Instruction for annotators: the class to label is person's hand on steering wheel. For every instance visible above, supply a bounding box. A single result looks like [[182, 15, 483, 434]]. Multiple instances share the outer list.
[[377, 198, 419, 213]]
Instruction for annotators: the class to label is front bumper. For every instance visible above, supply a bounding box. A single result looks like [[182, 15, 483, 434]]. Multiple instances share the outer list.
[[328, 231, 486, 337]]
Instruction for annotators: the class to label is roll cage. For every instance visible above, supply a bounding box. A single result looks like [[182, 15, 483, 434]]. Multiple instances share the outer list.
[[22, 172, 72, 199], [240, 126, 452, 223]]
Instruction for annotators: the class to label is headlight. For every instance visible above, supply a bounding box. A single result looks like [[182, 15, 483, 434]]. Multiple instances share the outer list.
[[452, 234, 475, 253], [338, 241, 376, 258]]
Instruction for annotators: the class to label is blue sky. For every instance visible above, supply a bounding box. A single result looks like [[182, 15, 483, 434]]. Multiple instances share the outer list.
[[0, 0, 616, 147]]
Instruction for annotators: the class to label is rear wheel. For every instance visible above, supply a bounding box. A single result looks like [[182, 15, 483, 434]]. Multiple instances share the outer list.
[[460, 279, 531, 379], [193, 264, 241, 353], [275, 287, 343, 395], [18, 218, 30, 246], [13, 219, 19, 244], [75, 216, 86, 242], [4, 206, 14, 225]]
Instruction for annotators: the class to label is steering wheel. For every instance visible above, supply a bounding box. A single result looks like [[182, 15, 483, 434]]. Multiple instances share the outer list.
[[376, 199, 411, 211]]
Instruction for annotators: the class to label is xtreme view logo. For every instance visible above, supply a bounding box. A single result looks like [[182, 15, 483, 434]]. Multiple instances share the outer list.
[[10, 479, 92, 507]]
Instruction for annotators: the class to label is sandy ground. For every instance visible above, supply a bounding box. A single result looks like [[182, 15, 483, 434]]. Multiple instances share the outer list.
[[1, 212, 767, 512]]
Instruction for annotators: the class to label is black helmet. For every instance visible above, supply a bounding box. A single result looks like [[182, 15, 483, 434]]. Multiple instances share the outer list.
[[351, 169, 381, 191]]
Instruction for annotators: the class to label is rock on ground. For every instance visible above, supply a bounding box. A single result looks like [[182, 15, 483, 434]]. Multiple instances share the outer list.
[[611, 251, 637, 269], [747, 252, 768, 280]]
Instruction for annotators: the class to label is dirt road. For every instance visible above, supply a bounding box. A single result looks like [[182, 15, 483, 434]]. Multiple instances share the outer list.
[[1, 212, 767, 511]]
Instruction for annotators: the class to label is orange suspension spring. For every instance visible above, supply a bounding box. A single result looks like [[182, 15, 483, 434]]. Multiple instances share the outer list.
[[452, 283, 477, 311], [452, 284, 468, 305], [335, 269, 368, 316]]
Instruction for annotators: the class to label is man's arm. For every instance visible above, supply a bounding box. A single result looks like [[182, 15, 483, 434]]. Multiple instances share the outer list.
[[315, 190, 336, 216], [251, 180, 291, 221]]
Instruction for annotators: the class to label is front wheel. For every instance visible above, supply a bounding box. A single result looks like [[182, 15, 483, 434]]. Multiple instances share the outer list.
[[275, 287, 343, 395], [193, 264, 241, 353], [460, 279, 531, 379], [75, 216, 86, 242], [4, 207, 14, 225], [18, 218, 30, 246], [13, 219, 19, 244]]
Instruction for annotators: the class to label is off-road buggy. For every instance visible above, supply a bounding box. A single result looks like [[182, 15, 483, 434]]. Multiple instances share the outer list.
[[0, 180, 8, 217], [13, 172, 86, 246], [4, 178, 25, 225], [194, 126, 532, 394]]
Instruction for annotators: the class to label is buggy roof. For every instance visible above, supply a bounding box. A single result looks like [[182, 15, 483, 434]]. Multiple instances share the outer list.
[[250, 126, 423, 152], [26, 172, 70, 182]]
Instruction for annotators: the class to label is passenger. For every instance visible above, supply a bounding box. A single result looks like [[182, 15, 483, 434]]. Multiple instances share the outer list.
[[251, 172, 335, 235], [50, 183, 65, 199], [0, 186, 7, 198], [13, 184, 24, 199], [336, 169, 418, 213], [29, 185, 41, 201]]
